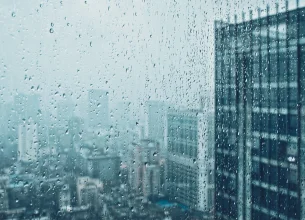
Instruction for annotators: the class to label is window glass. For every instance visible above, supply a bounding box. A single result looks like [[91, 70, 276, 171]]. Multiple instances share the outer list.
[[1, 1, 302, 219]]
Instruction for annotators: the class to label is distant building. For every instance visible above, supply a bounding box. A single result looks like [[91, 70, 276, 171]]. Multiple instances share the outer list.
[[77, 177, 103, 208], [88, 89, 109, 129], [129, 139, 161, 200], [7, 174, 37, 210], [145, 101, 168, 156], [79, 150, 120, 184], [0, 176, 9, 211], [166, 109, 214, 216], [59, 184, 71, 212], [18, 120, 39, 163]]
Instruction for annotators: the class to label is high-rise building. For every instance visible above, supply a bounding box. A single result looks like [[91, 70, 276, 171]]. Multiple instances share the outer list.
[[215, 4, 305, 220], [145, 101, 168, 156], [88, 89, 109, 129], [166, 109, 214, 216], [128, 139, 161, 200], [18, 119, 39, 162]]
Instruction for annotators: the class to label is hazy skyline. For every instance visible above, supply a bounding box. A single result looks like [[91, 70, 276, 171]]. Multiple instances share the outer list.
[[0, 0, 294, 116]]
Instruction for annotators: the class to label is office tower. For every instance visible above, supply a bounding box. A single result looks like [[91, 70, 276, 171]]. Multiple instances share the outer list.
[[145, 101, 167, 155], [166, 109, 214, 216], [88, 89, 109, 129], [129, 139, 161, 200], [18, 119, 39, 162], [215, 4, 305, 220]]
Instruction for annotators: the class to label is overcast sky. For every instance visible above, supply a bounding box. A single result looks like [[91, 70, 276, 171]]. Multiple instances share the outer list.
[[0, 0, 296, 117]]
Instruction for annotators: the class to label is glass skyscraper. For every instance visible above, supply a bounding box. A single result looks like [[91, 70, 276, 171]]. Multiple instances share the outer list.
[[215, 4, 305, 220]]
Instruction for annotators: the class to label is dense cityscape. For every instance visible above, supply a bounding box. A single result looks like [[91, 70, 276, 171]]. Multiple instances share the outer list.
[[0, 91, 214, 220], [1, 0, 305, 220]]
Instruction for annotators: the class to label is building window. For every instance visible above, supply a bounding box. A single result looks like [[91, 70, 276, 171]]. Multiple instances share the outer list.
[[288, 114, 297, 136]]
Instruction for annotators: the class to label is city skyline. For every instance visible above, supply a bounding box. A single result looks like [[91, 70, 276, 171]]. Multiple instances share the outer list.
[[1, 0, 305, 219]]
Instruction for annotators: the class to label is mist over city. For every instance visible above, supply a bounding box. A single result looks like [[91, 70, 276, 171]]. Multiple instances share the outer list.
[[1, 0, 305, 219]]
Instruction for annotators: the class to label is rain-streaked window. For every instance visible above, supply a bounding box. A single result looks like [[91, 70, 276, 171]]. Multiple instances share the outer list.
[[0, 0, 304, 219]]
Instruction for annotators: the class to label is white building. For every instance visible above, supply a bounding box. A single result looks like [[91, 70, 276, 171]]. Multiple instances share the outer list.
[[145, 101, 168, 156], [18, 120, 39, 162], [166, 108, 214, 216], [128, 139, 161, 200]]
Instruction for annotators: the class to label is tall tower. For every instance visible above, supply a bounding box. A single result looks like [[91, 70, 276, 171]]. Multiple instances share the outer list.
[[215, 5, 305, 220], [145, 101, 168, 156], [18, 119, 39, 162]]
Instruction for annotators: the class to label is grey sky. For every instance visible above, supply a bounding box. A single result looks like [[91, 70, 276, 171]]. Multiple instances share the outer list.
[[0, 0, 295, 117]]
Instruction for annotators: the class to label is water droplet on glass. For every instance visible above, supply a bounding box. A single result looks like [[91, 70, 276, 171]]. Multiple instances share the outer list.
[[49, 28, 54, 33], [11, 12, 16, 17]]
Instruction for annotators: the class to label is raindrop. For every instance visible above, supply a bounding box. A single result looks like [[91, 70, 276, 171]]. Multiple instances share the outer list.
[[49, 28, 54, 33], [11, 12, 16, 17]]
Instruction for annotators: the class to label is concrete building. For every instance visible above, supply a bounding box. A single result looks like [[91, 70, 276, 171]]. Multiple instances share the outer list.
[[129, 139, 161, 201], [18, 120, 39, 163], [166, 109, 214, 216], [215, 4, 305, 219], [79, 150, 120, 184], [145, 101, 168, 156], [77, 177, 103, 208], [59, 184, 71, 212]]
